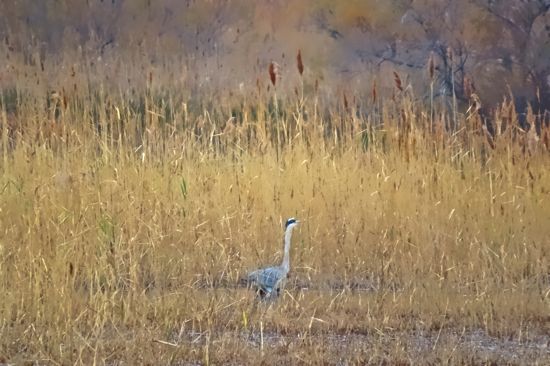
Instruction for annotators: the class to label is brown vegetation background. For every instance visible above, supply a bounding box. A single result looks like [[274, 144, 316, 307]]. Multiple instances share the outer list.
[[1, 0, 549, 112]]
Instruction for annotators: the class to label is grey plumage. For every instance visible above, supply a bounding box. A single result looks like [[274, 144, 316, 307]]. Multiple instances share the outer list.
[[247, 266, 287, 297], [247, 218, 299, 299]]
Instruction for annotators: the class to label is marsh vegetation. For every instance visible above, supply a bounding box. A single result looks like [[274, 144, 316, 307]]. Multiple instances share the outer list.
[[1, 1, 550, 364]]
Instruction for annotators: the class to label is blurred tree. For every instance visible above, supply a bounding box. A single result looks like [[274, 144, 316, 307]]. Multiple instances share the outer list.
[[0, 0, 548, 112]]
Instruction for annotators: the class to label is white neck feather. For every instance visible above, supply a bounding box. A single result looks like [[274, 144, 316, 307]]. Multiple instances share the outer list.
[[281, 224, 294, 272]]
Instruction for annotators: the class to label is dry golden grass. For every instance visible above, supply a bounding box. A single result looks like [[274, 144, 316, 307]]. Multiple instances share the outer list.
[[0, 50, 549, 365]]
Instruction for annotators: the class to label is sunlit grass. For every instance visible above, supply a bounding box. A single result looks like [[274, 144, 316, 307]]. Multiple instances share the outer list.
[[0, 58, 549, 364]]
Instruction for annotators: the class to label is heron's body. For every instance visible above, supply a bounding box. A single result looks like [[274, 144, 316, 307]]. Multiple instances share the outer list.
[[247, 218, 298, 299], [247, 266, 287, 297]]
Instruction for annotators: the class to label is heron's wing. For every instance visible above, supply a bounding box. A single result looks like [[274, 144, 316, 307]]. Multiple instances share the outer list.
[[247, 266, 286, 293]]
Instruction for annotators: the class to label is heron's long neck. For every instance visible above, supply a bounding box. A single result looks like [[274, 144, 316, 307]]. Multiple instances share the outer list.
[[281, 226, 293, 272]]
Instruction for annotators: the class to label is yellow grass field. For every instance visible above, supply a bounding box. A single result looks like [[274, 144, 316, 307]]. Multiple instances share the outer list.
[[1, 56, 550, 365]]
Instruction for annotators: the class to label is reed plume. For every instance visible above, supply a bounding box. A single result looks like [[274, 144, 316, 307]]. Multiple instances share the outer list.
[[372, 79, 377, 104], [297, 49, 304, 76], [428, 52, 435, 82], [269, 61, 277, 87], [393, 71, 403, 92]]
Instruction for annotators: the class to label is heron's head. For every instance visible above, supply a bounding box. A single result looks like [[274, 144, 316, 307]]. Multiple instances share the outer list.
[[285, 217, 299, 230]]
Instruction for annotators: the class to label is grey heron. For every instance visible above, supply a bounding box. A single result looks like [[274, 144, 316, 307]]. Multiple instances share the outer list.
[[247, 218, 299, 299]]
